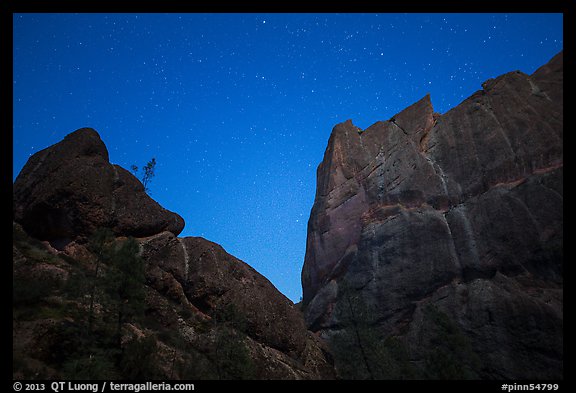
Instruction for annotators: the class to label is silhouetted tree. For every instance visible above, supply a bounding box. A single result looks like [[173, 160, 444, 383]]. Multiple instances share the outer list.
[[130, 158, 156, 193], [211, 303, 255, 379], [102, 237, 146, 349], [86, 228, 114, 332]]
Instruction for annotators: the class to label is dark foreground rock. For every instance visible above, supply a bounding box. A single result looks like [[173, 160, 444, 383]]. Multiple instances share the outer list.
[[13, 129, 334, 380], [139, 231, 334, 379], [302, 51, 563, 379], [13, 128, 185, 246]]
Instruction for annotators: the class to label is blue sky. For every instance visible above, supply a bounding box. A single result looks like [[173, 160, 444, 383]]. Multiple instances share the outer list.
[[13, 13, 563, 302]]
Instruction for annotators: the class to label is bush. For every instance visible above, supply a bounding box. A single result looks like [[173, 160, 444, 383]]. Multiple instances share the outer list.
[[213, 327, 255, 380], [120, 336, 161, 379]]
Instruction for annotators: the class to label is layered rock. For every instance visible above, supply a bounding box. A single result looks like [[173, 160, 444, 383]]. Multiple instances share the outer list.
[[302, 51, 563, 379], [13, 128, 185, 246]]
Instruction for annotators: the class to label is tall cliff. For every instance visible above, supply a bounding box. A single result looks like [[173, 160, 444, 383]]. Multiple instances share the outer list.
[[13, 128, 334, 380], [302, 51, 563, 379]]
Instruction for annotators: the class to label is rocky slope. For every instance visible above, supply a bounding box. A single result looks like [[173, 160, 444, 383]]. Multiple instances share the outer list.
[[302, 51, 563, 379], [13, 128, 334, 380]]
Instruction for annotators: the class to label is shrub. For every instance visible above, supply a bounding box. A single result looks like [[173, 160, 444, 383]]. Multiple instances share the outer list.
[[120, 336, 161, 379]]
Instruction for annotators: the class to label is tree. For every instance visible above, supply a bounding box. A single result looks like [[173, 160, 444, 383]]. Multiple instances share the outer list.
[[141, 158, 156, 192], [211, 303, 255, 379], [120, 335, 161, 379], [212, 326, 255, 380], [59, 234, 147, 379], [102, 237, 146, 349], [130, 158, 156, 193], [86, 228, 115, 332]]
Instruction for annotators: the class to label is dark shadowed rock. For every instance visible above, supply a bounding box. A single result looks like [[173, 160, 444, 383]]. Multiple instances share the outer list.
[[302, 51, 563, 379], [139, 231, 335, 379], [13, 127, 334, 380], [13, 128, 184, 245]]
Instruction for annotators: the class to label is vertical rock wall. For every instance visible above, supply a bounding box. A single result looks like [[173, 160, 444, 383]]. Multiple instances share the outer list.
[[302, 52, 563, 379]]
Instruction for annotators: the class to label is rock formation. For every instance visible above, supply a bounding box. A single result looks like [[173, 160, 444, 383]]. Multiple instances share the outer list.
[[139, 231, 334, 379], [13, 50, 563, 380], [13, 128, 185, 247], [13, 128, 334, 380], [302, 51, 563, 379]]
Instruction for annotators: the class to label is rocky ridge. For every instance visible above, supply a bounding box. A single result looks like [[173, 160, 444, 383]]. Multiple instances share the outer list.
[[302, 51, 563, 379], [13, 128, 334, 380]]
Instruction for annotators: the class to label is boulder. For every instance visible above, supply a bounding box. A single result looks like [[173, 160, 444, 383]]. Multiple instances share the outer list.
[[13, 128, 184, 246]]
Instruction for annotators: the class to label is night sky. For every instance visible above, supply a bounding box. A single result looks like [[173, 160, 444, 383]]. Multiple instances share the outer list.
[[13, 13, 563, 302]]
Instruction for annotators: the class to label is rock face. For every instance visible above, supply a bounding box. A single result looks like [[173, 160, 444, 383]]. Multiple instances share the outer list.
[[13, 128, 185, 246], [13, 129, 334, 380], [302, 51, 563, 379], [139, 231, 334, 379]]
